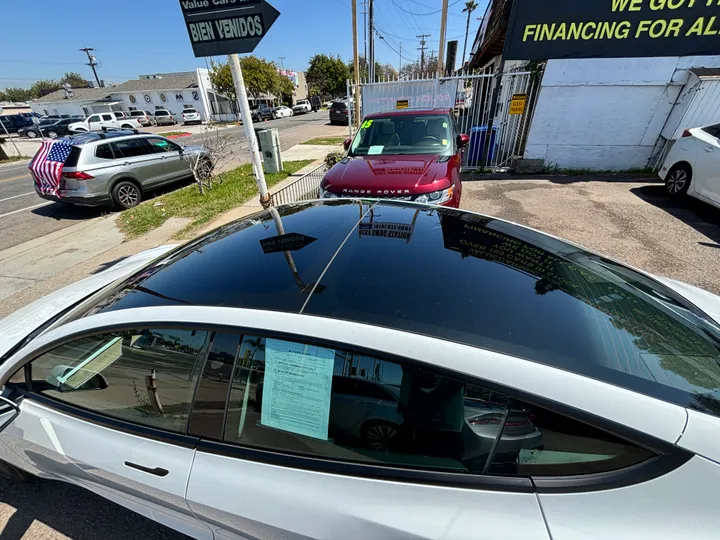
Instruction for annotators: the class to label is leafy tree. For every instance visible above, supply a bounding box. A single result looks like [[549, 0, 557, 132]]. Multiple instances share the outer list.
[[0, 87, 33, 102], [307, 54, 350, 98], [30, 79, 60, 98], [210, 56, 289, 107], [462, 1, 479, 68], [209, 59, 236, 106], [60, 72, 89, 87]]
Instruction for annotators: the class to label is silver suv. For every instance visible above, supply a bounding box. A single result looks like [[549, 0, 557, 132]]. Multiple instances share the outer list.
[[35, 130, 211, 209]]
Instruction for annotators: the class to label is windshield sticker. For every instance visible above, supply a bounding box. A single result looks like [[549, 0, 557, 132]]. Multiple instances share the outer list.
[[361, 119, 373, 129], [368, 145, 384, 155], [442, 139, 448, 145], [260, 339, 335, 441], [155, 141, 169, 147], [442, 122, 448, 128]]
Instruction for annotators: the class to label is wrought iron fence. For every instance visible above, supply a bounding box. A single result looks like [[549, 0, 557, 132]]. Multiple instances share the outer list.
[[272, 164, 327, 206]]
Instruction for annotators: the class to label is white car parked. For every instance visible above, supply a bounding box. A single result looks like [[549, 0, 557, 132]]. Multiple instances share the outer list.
[[182, 108, 202, 125], [69, 112, 142, 132], [1, 201, 720, 539], [272, 106, 293, 119], [659, 124, 720, 209]]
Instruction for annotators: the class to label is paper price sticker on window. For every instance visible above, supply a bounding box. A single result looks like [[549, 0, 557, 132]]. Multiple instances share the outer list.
[[509, 93, 527, 115], [361, 119, 373, 129], [260, 339, 335, 441]]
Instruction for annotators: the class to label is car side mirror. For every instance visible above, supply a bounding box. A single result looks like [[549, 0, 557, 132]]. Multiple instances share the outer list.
[[457, 134, 470, 148], [343, 138, 352, 151]]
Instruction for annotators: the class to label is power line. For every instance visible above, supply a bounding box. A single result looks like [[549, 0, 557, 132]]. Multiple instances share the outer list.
[[390, 0, 461, 16]]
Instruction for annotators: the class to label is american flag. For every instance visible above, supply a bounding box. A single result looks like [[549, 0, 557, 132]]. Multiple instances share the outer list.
[[28, 139, 74, 196]]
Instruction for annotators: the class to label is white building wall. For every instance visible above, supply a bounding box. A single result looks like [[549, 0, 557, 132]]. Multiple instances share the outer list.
[[112, 88, 208, 121], [29, 101, 92, 117], [524, 56, 720, 170]]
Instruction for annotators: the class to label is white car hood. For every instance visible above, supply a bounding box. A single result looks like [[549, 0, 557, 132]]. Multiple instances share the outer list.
[[0, 244, 177, 360]]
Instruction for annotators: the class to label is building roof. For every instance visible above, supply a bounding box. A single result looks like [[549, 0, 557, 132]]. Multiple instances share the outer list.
[[112, 73, 198, 93], [34, 87, 114, 104], [68, 200, 720, 415], [691, 68, 720, 79]]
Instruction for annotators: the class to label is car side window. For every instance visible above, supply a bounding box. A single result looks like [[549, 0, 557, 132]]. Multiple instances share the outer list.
[[28, 328, 210, 433], [101, 114, 113, 121], [114, 138, 152, 158], [95, 143, 115, 160], [146, 137, 180, 153], [220, 335, 655, 476], [87, 115, 100, 123]]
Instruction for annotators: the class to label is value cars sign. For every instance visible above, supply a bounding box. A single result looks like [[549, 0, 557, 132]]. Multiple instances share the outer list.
[[504, 0, 720, 60], [179, 0, 280, 57]]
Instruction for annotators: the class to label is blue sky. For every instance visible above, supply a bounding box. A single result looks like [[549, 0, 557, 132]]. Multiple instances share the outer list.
[[0, 0, 486, 89]]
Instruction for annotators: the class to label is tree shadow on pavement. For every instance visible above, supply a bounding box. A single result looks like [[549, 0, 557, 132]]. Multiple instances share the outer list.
[[630, 184, 720, 248], [0, 477, 190, 540]]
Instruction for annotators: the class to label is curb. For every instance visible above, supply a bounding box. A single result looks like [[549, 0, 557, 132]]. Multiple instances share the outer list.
[[164, 132, 193, 139]]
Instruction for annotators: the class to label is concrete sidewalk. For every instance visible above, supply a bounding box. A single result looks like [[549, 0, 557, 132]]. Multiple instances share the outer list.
[[0, 146, 334, 319]]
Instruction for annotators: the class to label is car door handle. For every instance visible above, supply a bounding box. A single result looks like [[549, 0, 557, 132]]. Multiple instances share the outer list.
[[704, 147, 714, 153], [124, 461, 169, 477]]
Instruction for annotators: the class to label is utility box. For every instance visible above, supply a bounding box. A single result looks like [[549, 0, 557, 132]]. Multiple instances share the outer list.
[[257, 128, 283, 174]]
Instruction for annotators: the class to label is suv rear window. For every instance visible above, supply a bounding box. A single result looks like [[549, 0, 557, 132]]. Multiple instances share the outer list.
[[95, 143, 115, 160], [331, 102, 347, 110], [130, 111, 144, 117], [63, 146, 82, 167], [155, 111, 169, 116], [184, 109, 198, 114]]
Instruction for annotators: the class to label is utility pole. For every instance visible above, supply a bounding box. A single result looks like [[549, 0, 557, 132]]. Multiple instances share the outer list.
[[437, 0, 449, 77], [80, 48, 102, 88], [399, 42, 403, 73], [368, 0, 375, 83], [228, 53, 270, 207], [352, 0, 361, 129], [362, 0, 368, 71], [417, 34, 430, 73], [278, 56, 286, 69]]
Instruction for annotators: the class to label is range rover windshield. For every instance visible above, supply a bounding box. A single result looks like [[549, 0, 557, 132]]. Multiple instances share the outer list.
[[349, 114, 455, 157]]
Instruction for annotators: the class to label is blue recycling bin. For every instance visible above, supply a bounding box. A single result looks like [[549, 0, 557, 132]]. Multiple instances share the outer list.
[[466, 126, 499, 167]]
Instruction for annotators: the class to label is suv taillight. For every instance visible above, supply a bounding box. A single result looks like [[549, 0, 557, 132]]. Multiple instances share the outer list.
[[682, 129, 692, 138], [62, 171, 94, 180]]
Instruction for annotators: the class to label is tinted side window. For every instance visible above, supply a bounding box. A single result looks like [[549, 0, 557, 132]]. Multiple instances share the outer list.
[[114, 138, 151, 158], [87, 115, 100, 123], [222, 336, 654, 476], [95, 143, 115, 160], [63, 146, 82, 167], [30, 329, 210, 433], [101, 114, 113, 121], [702, 124, 720, 139], [488, 403, 654, 476]]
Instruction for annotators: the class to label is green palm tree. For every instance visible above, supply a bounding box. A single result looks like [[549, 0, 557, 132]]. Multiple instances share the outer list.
[[461, 0, 479, 69]]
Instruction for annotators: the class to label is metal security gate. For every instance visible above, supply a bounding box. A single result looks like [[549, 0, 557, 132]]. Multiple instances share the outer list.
[[349, 67, 543, 171]]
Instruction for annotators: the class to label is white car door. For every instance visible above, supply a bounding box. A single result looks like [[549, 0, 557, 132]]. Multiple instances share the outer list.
[[0, 319, 213, 540], [86, 114, 103, 131], [100, 113, 116, 129], [176, 307, 692, 540], [690, 126, 720, 205]]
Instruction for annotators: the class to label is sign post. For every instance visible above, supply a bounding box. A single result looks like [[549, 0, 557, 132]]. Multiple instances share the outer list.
[[178, 0, 281, 207]]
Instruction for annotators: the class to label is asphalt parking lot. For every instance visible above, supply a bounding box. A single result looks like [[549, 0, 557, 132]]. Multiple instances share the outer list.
[[460, 175, 720, 295]]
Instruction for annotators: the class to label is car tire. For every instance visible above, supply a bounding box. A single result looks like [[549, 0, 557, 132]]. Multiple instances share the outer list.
[[112, 181, 142, 210], [26, 130, 38, 139], [361, 421, 400, 451], [665, 163, 692, 197], [0, 459, 34, 483], [47, 130, 58, 139]]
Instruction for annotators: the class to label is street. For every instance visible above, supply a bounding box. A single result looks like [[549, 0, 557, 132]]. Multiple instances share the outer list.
[[0, 112, 335, 251]]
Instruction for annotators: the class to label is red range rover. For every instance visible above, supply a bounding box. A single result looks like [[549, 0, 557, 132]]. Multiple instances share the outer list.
[[319, 109, 468, 207]]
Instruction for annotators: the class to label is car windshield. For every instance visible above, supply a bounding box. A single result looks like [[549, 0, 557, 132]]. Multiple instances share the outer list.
[[349, 114, 454, 157]]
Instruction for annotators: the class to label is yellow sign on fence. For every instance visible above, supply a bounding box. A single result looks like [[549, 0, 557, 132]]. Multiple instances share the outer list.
[[396, 99, 409, 109], [509, 93, 527, 115]]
